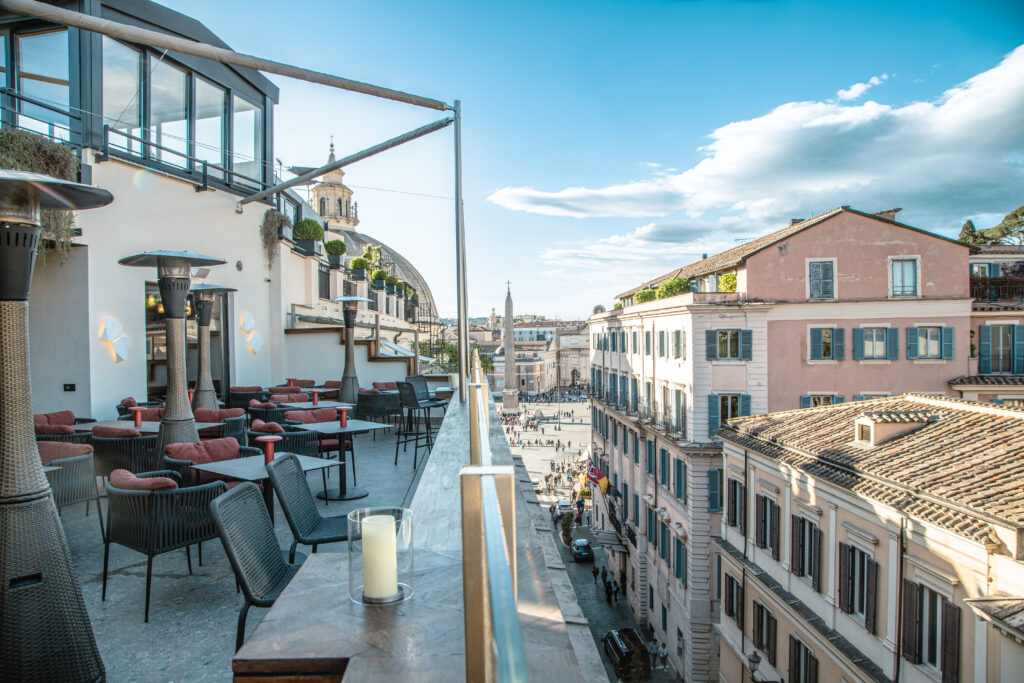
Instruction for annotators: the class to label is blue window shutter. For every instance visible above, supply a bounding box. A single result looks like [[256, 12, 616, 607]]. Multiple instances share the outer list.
[[739, 394, 751, 416], [853, 395, 866, 401], [707, 394, 720, 437], [682, 462, 687, 503], [832, 328, 845, 360], [941, 326, 954, 360], [705, 330, 717, 360], [834, 395, 845, 403], [852, 328, 865, 361], [885, 328, 899, 360], [991, 263, 1002, 276], [809, 328, 823, 360], [740, 329, 753, 360], [1014, 326, 1024, 374], [906, 327, 919, 360], [681, 545, 688, 587], [708, 470, 721, 512], [979, 325, 992, 374], [800, 395, 812, 409]]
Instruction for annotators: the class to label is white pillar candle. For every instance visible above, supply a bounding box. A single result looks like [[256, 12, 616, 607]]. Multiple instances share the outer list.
[[362, 514, 398, 600]]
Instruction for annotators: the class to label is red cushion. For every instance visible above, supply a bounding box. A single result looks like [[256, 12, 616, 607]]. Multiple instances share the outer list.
[[38, 441, 92, 465], [120, 397, 138, 407], [359, 387, 381, 394], [195, 407, 245, 423], [270, 393, 309, 403], [230, 386, 263, 392], [268, 385, 299, 394], [372, 382, 398, 391], [249, 399, 277, 409], [110, 469, 178, 491], [310, 407, 338, 422], [35, 424, 75, 435], [135, 407, 164, 421], [286, 379, 316, 388], [323, 381, 341, 389], [164, 437, 240, 465], [33, 410, 77, 426], [93, 426, 142, 438], [251, 419, 285, 434], [319, 438, 340, 451], [283, 410, 314, 424]]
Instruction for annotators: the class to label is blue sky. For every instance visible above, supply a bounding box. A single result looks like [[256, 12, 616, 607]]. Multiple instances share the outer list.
[[161, 0, 1024, 319]]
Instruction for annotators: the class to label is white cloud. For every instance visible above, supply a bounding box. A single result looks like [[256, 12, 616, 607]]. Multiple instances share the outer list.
[[489, 44, 1024, 232], [836, 74, 888, 101]]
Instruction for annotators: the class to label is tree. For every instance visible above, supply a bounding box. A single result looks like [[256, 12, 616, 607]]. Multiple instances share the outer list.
[[979, 205, 1024, 245], [718, 273, 737, 293], [655, 277, 690, 299], [958, 219, 982, 245]]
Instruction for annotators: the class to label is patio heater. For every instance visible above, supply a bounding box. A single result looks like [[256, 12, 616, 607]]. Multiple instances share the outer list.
[[0, 170, 112, 682], [119, 251, 225, 455], [331, 296, 372, 404], [189, 283, 236, 411]]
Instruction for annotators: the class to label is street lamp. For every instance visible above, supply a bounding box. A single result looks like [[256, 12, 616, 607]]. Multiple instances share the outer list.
[[189, 283, 236, 411], [0, 169, 112, 681], [331, 296, 373, 404], [747, 651, 782, 683]]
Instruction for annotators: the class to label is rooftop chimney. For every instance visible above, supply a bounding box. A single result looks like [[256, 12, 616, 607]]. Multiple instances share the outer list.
[[701, 253, 708, 260], [874, 208, 902, 221]]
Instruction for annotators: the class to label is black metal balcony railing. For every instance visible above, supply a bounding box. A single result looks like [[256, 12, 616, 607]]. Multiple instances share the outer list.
[[971, 276, 1024, 302]]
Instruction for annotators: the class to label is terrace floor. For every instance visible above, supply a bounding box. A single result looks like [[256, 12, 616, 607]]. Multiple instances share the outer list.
[[58, 426, 424, 682]]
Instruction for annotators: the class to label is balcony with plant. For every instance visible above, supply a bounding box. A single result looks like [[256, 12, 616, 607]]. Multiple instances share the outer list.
[[324, 239, 347, 268], [292, 218, 325, 256]]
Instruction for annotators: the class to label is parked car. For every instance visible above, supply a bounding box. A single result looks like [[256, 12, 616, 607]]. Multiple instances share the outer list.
[[570, 538, 593, 562], [602, 628, 651, 680], [532, 478, 542, 494], [550, 498, 573, 520]]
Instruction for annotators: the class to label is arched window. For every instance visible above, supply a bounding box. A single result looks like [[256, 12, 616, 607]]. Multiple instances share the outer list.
[[337, 198, 343, 215], [345, 199, 351, 216], [319, 197, 326, 216]]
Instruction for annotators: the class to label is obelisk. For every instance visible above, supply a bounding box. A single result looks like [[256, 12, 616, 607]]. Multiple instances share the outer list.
[[502, 283, 518, 410]]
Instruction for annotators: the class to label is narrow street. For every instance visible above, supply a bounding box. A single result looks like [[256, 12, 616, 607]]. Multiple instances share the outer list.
[[508, 400, 679, 682]]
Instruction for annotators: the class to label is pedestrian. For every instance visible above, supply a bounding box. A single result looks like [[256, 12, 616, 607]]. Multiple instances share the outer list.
[[601, 566, 608, 582], [658, 643, 668, 670], [613, 582, 620, 602], [591, 566, 598, 584], [604, 580, 612, 605]]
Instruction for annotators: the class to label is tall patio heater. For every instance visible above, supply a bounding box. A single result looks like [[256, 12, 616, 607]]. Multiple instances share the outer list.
[[331, 296, 372, 405], [118, 251, 225, 455], [0, 170, 112, 682], [189, 283, 236, 411]]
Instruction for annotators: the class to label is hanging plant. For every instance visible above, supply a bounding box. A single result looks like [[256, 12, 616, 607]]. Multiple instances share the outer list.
[[0, 128, 79, 264], [260, 208, 290, 269]]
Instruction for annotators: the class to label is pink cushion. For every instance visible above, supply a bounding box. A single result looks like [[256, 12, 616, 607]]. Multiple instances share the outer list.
[[323, 381, 341, 389], [194, 408, 245, 422], [283, 410, 314, 424], [110, 469, 178, 491], [93, 426, 142, 438], [249, 399, 277, 409], [267, 386, 299, 394], [135, 407, 164, 421], [120, 397, 138, 407], [270, 393, 309, 403], [230, 386, 263, 392], [33, 410, 77, 426], [372, 382, 398, 391], [359, 387, 381, 394], [38, 441, 92, 465], [164, 437, 240, 465], [251, 419, 285, 434], [35, 424, 75, 435], [310, 407, 339, 422], [286, 379, 316, 388]]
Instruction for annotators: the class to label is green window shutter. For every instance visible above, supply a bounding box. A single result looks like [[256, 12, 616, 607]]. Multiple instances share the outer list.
[[708, 469, 721, 512], [885, 327, 899, 360], [942, 326, 955, 360], [705, 330, 717, 360], [832, 328, 845, 360], [809, 328, 823, 360], [979, 325, 992, 374], [990, 262, 1002, 276], [852, 328, 865, 360], [906, 327, 919, 360], [707, 394, 720, 437], [739, 394, 751, 416], [740, 329, 753, 360], [834, 395, 845, 403], [800, 395, 812, 409], [1013, 325, 1024, 374]]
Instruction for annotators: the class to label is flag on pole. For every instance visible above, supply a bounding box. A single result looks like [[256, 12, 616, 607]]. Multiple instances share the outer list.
[[587, 464, 609, 494]]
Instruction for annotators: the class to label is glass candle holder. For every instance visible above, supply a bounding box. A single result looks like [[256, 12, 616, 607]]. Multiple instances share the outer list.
[[347, 506, 413, 605]]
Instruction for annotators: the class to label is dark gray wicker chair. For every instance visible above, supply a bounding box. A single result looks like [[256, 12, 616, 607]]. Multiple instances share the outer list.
[[162, 445, 261, 487], [35, 430, 93, 444], [227, 388, 267, 410], [355, 392, 401, 436], [115, 400, 163, 417], [246, 405, 293, 424], [406, 375, 448, 411], [210, 482, 301, 651], [266, 454, 348, 563], [103, 471, 227, 621], [92, 434, 159, 476], [38, 442, 104, 538], [394, 382, 432, 468], [246, 428, 331, 494], [221, 415, 247, 445]]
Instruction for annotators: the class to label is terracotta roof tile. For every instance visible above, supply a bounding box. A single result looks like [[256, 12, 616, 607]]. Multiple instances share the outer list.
[[861, 410, 936, 423]]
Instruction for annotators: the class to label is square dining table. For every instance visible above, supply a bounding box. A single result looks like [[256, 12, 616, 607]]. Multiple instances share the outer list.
[[278, 400, 353, 411], [74, 419, 224, 434], [191, 453, 338, 522], [292, 419, 390, 501]]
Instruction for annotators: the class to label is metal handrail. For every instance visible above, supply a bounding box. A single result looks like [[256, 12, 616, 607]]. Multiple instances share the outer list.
[[1, 87, 82, 120]]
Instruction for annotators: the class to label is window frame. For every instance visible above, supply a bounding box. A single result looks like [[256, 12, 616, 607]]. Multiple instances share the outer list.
[[862, 326, 888, 360], [807, 258, 836, 300], [889, 256, 920, 297], [916, 325, 942, 359], [717, 329, 741, 359]]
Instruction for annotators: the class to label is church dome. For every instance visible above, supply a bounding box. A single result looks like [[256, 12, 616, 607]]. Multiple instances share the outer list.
[[343, 231, 439, 324]]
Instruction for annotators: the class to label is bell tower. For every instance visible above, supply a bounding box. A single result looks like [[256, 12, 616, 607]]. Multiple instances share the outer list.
[[310, 139, 359, 233]]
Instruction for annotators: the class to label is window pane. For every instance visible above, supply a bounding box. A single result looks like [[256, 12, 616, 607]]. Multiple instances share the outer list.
[[17, 29, 70, 141], [994, 325, 1013, 372], [149, 59, 188, 168], [729, 331, 739, 358], [893, 259, 917, 295], [232, 95, 263, 188], [195, 78, 226, 179], [822, 328, 832, 358], [102, 37, 143, 155], [718, 331, 728, 358], [0, 34, 7, 87]]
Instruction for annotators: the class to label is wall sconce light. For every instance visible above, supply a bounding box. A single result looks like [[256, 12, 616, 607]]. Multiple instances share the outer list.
[[99, 317, 131, 363], [247, 332, 264, 354], [240, 313, 255, 333]]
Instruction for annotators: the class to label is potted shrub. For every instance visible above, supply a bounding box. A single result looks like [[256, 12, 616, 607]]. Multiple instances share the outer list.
[[559, 512, 574, 546], [325, 239, 346, 268], [370, 269, 388, 291], [349, 257, 367, 280], [293, 218, 324, 256], [395, 281, 405, 298], [385, 274, 398, 294]]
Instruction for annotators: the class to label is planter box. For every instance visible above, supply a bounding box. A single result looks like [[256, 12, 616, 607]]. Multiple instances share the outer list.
[[371, 279, 386, 291], [295, 239, 320, 256], [386, 284, 396, 295], [328, 254, 342, 268], [350, 267, 365, 281]]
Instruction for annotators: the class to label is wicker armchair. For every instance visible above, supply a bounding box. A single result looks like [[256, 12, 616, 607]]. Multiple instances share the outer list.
[[246, 404, 293, 424], [103, 470, 227, 621], [38, 441, 104, 539], [211, 482, 301, 651], [227, 386, 267, 410], [35, 429, 93, 444], [266, 454, 348, 563], [92, 433, 160, 476], [355, 392, 401, 432], [162, 443, 261, 487], [115, 400, 163, 417]]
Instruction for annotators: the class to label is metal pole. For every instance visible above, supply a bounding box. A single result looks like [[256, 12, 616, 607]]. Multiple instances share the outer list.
[[454, 100, 469, 403]]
